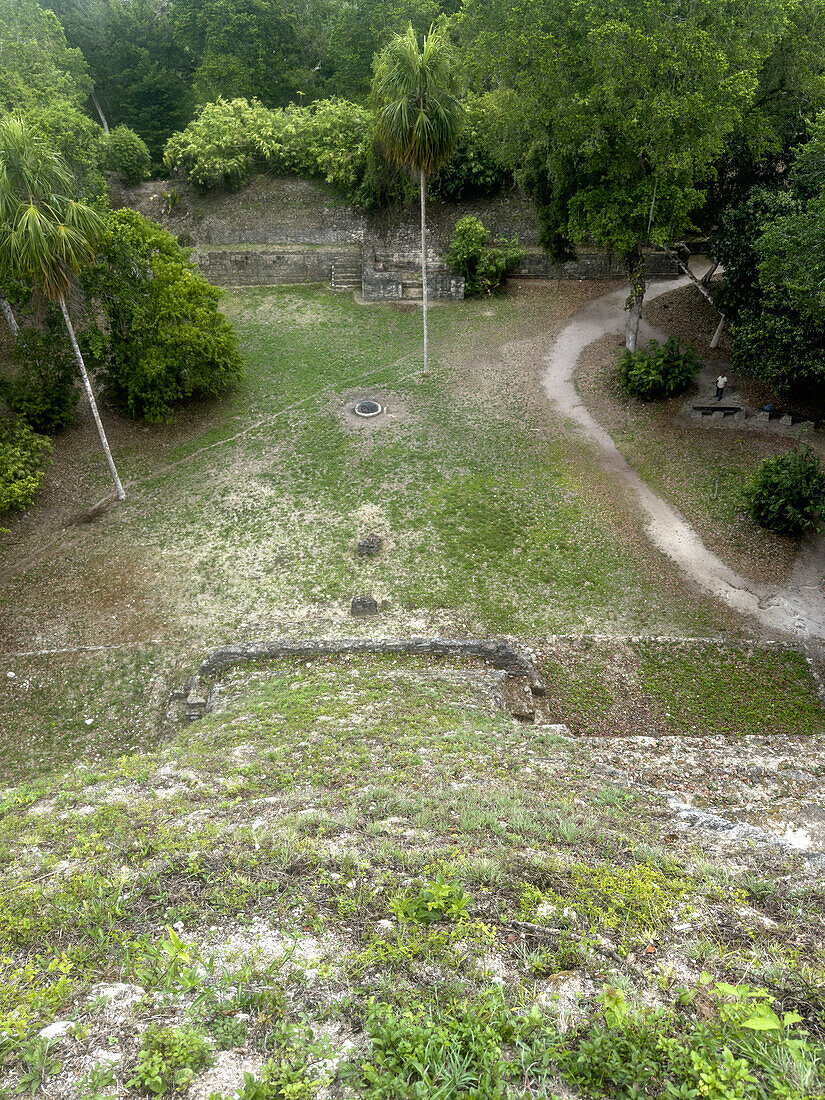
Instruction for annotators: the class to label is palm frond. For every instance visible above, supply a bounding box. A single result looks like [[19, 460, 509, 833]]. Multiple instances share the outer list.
[[0, 118, 101, 302], [373, 23, 464, 175]]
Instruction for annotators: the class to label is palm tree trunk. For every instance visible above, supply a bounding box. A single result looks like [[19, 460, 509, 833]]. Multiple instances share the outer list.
[[0, 296, 19, 338], [59, 294, 126, 501], [420, 168, 429, 375]]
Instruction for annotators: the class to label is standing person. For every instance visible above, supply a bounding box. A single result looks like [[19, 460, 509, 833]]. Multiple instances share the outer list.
[[715, 373, 728, 401]]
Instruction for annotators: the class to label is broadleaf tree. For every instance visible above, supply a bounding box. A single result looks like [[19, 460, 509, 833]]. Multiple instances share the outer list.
[[459, 0, 793, 349]]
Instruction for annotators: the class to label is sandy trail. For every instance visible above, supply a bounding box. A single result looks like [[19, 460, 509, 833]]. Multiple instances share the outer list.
[[541, 276, 825, 639]]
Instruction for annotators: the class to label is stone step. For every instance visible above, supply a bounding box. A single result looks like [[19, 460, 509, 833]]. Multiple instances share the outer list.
[[331, 262, 363, 290]]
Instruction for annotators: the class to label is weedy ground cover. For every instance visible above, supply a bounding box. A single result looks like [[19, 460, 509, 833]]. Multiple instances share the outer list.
[[0, 668, 822, 1098], [0, 283, 739, 761]]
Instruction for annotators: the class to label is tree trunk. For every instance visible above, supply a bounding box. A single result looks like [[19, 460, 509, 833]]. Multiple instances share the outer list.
[[701, 258, 720, 287], [0, 296, 19, 338], [668, 249, 721, 312], [90, 89, 109, 134], [420, 168, 429, 375], [667, 248, 726, 347], [624, 250, 645, 352], [59, 294, 125, 501]]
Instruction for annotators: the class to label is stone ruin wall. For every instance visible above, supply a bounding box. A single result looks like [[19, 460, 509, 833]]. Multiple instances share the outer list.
[[114, 175, 680, 300]]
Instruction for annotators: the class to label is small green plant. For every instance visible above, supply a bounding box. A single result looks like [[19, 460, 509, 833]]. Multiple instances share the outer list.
[[127, 1025, 214, 1095], [126, 926, 209, 993], [78, 1063, 117, 1100], [710, 980, 824, 1096], [189, 988, 250, 1050], [446, 215, 525, 297], [13, 1037, 62, 1094], [597, 985, 631, 1029], [745, 444, 825, 534], [349, 992, 535, 1099], [617, 336, 700, 401], [161, 188, 179, 215], [390, 874, 472, 925], [519, 860, 687, 940]]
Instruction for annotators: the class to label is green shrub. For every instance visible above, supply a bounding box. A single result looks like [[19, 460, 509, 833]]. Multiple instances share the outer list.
[[745, 445, 825, 535], [5, 318, 79, 432], [105, 125, 152, 186], [349, 992, 526, 1099], [0, 415, 50, 516], [163, 98, 293, 191], [446, 215, 525, 297], [128, 1025, 213, 1095], [163, 97, 372, 201], [84, 208, 243, 421], [617, 337, 700, 401]]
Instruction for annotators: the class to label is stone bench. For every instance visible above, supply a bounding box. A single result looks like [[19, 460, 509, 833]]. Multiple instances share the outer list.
[[691, 404, 744, 418]]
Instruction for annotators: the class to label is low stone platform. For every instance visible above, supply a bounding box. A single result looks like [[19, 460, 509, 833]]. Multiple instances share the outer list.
[[182, 636, 547, 724]]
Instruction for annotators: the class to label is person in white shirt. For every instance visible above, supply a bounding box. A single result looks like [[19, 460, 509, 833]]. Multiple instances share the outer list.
[[715, 374, 728, 401]]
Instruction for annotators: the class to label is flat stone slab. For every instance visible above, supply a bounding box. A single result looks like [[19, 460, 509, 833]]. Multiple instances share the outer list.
[[350, 595, 379, 617], [692, 404, 743, 414]]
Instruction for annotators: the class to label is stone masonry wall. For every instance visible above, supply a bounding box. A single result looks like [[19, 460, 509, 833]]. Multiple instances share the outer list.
[[197, 245, 362, 287], [116, 175, 681, 296]]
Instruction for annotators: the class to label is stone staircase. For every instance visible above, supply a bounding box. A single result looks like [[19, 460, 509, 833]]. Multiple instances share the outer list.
[[331, 258, 362, 291]]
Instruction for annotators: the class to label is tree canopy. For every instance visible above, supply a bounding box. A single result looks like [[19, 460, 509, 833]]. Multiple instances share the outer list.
[[457, 0, 795, 345], [0, 0, 103, 191]]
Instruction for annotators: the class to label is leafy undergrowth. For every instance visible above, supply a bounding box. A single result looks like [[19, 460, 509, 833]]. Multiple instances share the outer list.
[[0, 663, 823, 1099]]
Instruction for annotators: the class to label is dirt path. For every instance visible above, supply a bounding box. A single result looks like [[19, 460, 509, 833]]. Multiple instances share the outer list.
[[541, 276, 825, 640]]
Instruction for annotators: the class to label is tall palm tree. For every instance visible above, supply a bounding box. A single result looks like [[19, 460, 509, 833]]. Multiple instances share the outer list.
[[373, 24, 463, 374], [0, 118, 125, 500]]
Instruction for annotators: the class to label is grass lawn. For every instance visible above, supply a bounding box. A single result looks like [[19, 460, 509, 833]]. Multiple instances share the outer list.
[[1, 284, 822, 783], [574, 287, 811, 587], [539, 639, 824, 737]]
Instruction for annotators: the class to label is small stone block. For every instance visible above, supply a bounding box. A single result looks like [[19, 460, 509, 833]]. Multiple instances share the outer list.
[[757, 410, 770, 421], [357, 532, 383, 557], [351, 595, 379, 617], [780, 414, 793, 426], [502, 676, 536, 720]]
